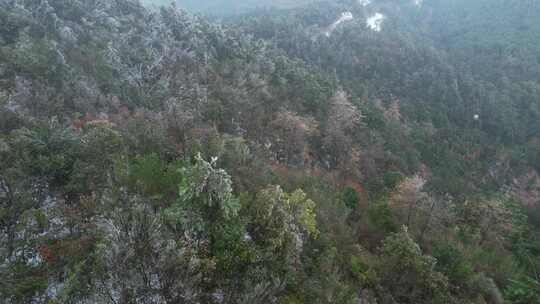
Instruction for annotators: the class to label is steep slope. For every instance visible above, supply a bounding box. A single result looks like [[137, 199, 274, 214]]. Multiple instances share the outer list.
[[1, 1, 539, 304], [231, 0, 540, 195]]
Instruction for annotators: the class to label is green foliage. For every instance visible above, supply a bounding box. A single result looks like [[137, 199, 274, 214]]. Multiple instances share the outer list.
[[249, 186, 319, 249], [341, 187, 359, 210], [1, 0, 539, 303], [432, 243, 474, 288], [505, 276, 540, 304], [129, 153, 183, 199], [376, 227, 452, 304], [162, 153, 243, 268], [350, 253, 377, 287], [454, 199, 515, 247], [3, 34, 60, 82], [0, 263, 48, 303], [470, 247, 521, 286], [33, 209, 48, 231], [80, 121, 123, 158], [181, 153, 241, 220], [271, 55, 337, 116], [383, 171, 404, 190], [12, 118, 79, 188], [67, 121, 123, 193], [367, 202, 397, 234]]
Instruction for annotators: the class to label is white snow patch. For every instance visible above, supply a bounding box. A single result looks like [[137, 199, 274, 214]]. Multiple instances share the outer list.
[[358, 0, 371, 7], [213, 290, 225, 303], [414, 0, 423, 7], [325, 12, 354, 37], [5, 100, 18, 112], [59, 26, 77, 43], [27, 251, 43, 266], [46, 281, 65, 299], [367, 13, 385, 32]]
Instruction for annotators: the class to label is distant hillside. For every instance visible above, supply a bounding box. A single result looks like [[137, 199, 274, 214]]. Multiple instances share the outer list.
[[143, 0, 315, 15]]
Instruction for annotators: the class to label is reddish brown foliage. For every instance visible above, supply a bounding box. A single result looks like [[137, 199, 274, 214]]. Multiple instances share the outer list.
[[344, 179, 365, 194], [464, 149, 481, 161], [53, 237, 96, 259], [38, 244, 56, 264], [72, 112, 114, 131]]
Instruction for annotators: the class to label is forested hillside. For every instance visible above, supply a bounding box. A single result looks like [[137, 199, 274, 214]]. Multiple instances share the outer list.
[[144, 0, 312, 15], [0, 0, 539, 303]]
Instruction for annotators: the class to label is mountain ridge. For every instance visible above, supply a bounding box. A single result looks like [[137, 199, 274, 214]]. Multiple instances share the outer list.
[[0, 0, 539, 303]]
